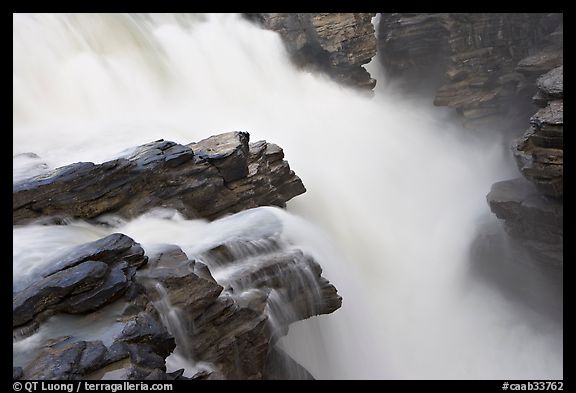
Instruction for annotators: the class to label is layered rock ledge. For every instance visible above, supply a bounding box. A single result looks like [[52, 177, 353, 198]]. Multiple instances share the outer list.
[[13, 226, 342, 380], [13, 132, 341, 379], [245, 13, 377, 90], [513, 66, 563, 198], [378, 13, 562, 129], [487, 178, 562, 267], [13, 132, 305, 225], [486, 64, 562, 268]]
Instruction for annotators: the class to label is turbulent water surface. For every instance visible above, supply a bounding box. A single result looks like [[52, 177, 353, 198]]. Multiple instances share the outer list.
[[13, 13, 562, 379]]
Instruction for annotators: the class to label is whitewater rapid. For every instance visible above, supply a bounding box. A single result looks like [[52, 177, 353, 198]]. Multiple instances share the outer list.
[[13, 13, 562, 379]]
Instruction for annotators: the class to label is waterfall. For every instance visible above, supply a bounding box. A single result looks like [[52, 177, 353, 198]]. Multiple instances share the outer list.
[[13, 13, 562, 379]]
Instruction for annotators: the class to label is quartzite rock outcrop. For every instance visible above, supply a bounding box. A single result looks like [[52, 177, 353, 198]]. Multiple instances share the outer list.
[[13, 133, 342, 380], [375, 12, 563, 267], [13, 233, 147, 329], [513, 66, 563, 198], [14, 229, 342, 380], [13, 132, 305, 225], [245, 13, 377, 90], [487, 65, 563, 268], [487, 178, 562, 268], [378, 13, 562, 129]]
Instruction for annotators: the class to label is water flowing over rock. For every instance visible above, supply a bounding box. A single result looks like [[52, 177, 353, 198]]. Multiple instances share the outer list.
[[13, 216, 342, 380], [13, 233, 147, 329], [245, 13, 377, 90], [13, 132, 305, 225], [378, 13, 562, 129], [137, 231, 342, 379]]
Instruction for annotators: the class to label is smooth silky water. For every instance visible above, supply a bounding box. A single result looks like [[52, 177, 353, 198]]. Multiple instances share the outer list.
[[13, 13, 562, 379]]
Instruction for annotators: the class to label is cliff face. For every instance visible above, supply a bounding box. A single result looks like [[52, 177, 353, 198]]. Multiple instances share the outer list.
[[377, 13, 563, 268], [487, 64, 563, 268], [378, 13, 562, 129], [513, 66, 563, 198], [245, 13, 378, 90]]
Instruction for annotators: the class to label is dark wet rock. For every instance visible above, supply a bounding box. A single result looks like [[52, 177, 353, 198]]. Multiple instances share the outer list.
[[20, 337, 173, 381], [13, 367, 23, 380], [14, 214, 341, 380], [144, 369, 180, 380], [378, 13, 562, 129], [13, 132, 305, 224], [534, 65, 563, 106], [516, 50, 563, 77], [245, 13, 377, 90], [116, 312, 176, 358], [142, 233, 341, 379], [61, 262, 135, 314], [13, 261, 109, 327], [42, 233, 147, 278], [189, 131, 249, 182], [377, 13, 450, 90], [138, 249, 224, 321], [124, 345, 167, 379], [263, 347, 315, 380], [487, 178, 562, 267], [103, 341, 130, 364], [215, 247, 342, 328], [513, 66, 563, 198], [22, 340, 112, 380], [78, 341, 109, 374], [189, 370, 214, 380], [13, 234, 148, 328]]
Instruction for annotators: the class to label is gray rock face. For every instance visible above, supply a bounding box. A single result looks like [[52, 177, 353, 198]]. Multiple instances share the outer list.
[[23, 340, 111, 380], [41, 233, 147, 278], [378, 13, 562, 129], [116, 312, 176, 358], [13, 132, 306, 225], [487, 178, 562, 267], [534, 65, 563, 104], [13, 233, 147, 328], [15, 230, 342, 380], [137, 234, 342, 379], [13, 367, 23, 380], [486, 61, 562, 270], [513, 66, 563, 198], [245, 13, 377, 90], [263, 347, 315, 380], [13, 261, 109, 327]]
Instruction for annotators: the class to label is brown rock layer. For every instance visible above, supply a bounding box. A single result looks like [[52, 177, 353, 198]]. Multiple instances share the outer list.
[[378, 13, 562, 129], [245, 13, 378, 90], [13, 132, 306, 225], [513, 66, 563, 198]]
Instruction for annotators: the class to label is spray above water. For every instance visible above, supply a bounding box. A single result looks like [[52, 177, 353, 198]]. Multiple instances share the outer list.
[[13, 13, 562, 379]]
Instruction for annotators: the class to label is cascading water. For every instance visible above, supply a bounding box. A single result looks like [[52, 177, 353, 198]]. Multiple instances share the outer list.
[[13, 13, 562, 379]]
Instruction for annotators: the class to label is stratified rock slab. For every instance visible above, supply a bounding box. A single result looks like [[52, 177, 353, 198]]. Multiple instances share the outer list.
[[487, 178, 562, 267], [13, 132, 306, 225], [13, 233, 147, 328], [245, 13, 377, 90], [513, 66, 563, 198]]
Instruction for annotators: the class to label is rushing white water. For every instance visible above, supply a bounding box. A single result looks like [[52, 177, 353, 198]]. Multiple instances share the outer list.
[[13, 13, 562, 379]]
